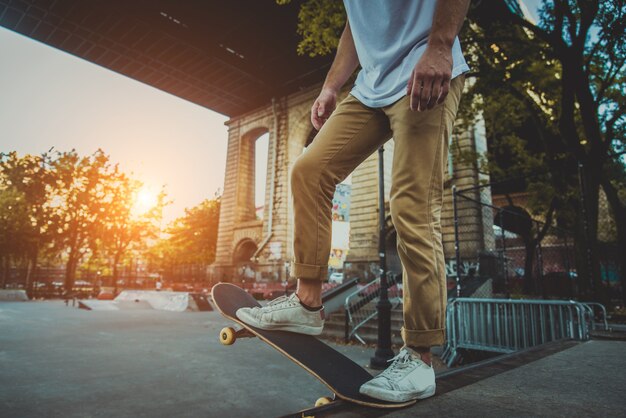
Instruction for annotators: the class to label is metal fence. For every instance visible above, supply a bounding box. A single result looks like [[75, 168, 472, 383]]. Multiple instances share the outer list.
[[343, 273, 402, 344], [451, 183, 623, 302], [440, 297, 607, 367]]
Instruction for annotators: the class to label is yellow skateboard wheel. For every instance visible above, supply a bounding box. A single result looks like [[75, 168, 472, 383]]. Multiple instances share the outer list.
[[315, 396, 332, 407], [220, 327, 236, 345]]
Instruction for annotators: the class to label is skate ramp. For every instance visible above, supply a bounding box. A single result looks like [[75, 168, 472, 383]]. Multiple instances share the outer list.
[[115, 290, 212, 312], [78, 299, 153, 311], [189, 293, 213, 311], [0, 289, 28, 301], [79, 291, 212, 312]]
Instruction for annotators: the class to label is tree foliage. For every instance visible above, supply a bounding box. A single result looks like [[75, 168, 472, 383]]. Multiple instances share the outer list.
[[1, 149, 167, 294], [0, 152, 58, 293], [276, 0, 345, 57], [146, 196, 220, 282]]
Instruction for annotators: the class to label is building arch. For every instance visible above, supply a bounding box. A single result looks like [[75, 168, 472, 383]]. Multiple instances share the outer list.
[[232, 238, 258, 265], [241, 126, 269, 143]]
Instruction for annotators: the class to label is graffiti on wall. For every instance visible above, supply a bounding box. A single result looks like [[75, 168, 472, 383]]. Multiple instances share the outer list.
[[332, 183, 351, 221], [445, 260, 480, 278]]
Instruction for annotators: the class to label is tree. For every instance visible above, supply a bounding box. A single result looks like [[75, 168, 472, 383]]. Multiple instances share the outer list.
[[276, 0, 345, 57], [96, 174, 167, 293], [0, 187, 28, 288], [0, 152, 58, 296], [147, 196, 220, 283], [48, 149, 120, 292], [452, 3, 581, 295], [480, 0, 626, 303]]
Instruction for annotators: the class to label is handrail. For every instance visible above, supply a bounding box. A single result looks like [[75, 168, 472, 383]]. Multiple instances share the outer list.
[[580, 301, 609, 331], [343, 272, 401, 344]]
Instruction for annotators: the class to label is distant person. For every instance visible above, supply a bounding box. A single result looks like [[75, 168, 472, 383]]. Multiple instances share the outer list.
[[155, 280, 163, 291], [237, 0, 470, 402]]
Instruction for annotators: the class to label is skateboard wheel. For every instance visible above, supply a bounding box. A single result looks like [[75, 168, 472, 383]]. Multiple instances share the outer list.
[[315, 397, 332, 407], [220, 327, 236, 345]]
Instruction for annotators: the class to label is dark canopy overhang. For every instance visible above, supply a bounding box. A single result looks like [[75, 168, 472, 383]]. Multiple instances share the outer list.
[[0, 0, 333, 116]]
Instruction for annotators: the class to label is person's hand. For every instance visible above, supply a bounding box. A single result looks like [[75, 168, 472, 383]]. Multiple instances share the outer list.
[[311, 88, 338, 130], [407, 45, 453, 111]]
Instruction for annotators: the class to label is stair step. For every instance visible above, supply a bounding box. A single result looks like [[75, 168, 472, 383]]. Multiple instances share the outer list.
[[320, 327, 404, 346], [326, 310, 404, 321], [324, 315, 404, 326], [321, 301, 406, 345]]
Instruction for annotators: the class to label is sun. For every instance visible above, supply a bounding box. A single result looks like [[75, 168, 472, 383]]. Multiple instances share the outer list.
[[133, 187, 158, 216]]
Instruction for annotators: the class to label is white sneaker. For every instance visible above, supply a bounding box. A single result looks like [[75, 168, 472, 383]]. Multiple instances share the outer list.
[[235, 293, 325, 335], [359, 347, 436, 402]]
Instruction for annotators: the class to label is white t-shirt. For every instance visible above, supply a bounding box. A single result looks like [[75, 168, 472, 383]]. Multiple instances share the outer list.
[[343, 0, 470, 107]]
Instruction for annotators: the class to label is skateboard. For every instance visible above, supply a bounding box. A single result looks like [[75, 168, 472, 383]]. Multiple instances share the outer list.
[[211, 282, 416, 409]]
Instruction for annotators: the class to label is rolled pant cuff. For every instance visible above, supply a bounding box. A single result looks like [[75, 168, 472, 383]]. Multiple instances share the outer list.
[[291, 262, 327, 281], [401, 326, 446, 348]]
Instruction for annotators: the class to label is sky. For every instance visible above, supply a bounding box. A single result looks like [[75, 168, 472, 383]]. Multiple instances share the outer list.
[[0, 27, 238, 223]]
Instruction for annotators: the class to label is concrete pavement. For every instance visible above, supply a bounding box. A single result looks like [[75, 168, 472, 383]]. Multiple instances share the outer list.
[[1, 301, 624, 417], [0, 300, 380, 417]]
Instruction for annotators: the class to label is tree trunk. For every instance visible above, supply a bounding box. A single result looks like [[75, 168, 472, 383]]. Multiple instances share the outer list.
[[601, 176, 626, 305], [25, 251, 38, 300], [617, 227, 626, 305], [581, 166, 607, 304], [113, 253, 121, 295], [0, 256, 7, 289], [64, 253, 78, 294], [572, 161, 606, 303], [607, 204, 626, 305]]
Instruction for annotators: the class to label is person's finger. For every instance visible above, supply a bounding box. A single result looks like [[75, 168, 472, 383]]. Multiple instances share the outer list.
[[318, 103, 326, 118], [410, 71, 420, 111], [428, 74, 443, 109], [437, 75, 451, 104], [311, 101, 322, 130], [419, 71, 434, 111]]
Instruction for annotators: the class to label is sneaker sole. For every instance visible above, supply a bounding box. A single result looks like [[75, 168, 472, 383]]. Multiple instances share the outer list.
[[360, 384, 436, 403]]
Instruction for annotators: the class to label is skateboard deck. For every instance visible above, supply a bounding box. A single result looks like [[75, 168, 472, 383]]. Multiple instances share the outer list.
[[211, 282, 416, 409]]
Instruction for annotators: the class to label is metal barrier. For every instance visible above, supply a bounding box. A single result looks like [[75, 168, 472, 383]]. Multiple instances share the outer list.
[[441, 298, 597, 367], [343, 273, 401, 344], [580, 302, 609, 331]]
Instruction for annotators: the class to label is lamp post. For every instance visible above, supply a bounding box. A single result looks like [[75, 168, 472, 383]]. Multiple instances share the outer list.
[[370, 145, 394, 369], [284, 262, 290, 295]]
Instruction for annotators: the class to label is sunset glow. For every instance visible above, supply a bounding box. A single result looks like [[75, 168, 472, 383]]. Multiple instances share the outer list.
[[133, 187, 158, 216]]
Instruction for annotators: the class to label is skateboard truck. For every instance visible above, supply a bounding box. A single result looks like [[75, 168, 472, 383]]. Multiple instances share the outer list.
[[219, 326, 255, 345]]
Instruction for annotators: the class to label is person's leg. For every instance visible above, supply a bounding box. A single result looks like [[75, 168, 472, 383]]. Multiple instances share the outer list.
[[385, 74, 465, 356], [290, 94, 392, 305], [359, 75, 464, 403], [236, 94, 392, 333]]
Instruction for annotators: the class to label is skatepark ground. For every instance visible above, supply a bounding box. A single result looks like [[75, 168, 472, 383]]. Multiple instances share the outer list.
[[1, 300, 624, 417]]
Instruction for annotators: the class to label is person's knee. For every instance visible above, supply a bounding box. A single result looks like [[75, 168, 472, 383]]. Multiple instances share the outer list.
[[291, 155, 316, 189], [291, 153, 332, 193], [390, 194, 429, 225]]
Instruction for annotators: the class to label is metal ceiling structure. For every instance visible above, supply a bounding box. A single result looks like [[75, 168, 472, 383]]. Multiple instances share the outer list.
[[0, 0, 333, 116]]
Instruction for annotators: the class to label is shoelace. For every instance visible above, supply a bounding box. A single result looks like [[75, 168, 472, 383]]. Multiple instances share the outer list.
[[267, 295, 290, 306], [377, 350, 415, 380], [261, 294, 299, 312]]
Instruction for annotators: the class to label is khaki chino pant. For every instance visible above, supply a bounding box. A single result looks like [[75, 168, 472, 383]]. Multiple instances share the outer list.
[[290, 75, 464, 348]]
